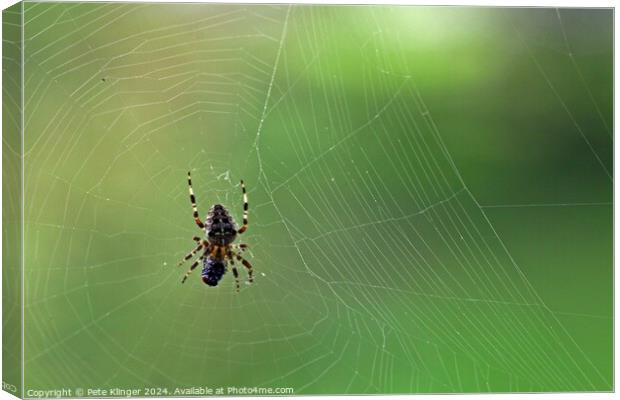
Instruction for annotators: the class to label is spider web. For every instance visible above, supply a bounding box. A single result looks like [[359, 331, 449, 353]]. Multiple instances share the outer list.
[[18, 2, 612, 394]]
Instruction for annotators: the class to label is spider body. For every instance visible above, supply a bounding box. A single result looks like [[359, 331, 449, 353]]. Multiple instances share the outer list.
[[201, 258, 227, 287], [206, 204, 237, 246], [176, 172, 253, 292]]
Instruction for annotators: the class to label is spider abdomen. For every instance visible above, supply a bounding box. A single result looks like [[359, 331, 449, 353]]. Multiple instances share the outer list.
[[201, 257, 227, 286], [206, 204, 237, 246]]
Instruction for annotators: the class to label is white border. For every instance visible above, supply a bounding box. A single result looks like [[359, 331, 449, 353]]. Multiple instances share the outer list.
[[0, 1, 615, 400], [1, 0, 617, 6]]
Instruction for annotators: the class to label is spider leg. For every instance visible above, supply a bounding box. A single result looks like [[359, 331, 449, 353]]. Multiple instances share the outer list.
[[232, 243, 248, 253], [229, 256, 240, 292], [187, 171, 205, 229], [234, 253, 253, 283], [177, 243, 204, 267], [210, 245, 226, 259], [181, 253, 206, 283], [194, 236, 210, 248], [237, 180, 249, 234]]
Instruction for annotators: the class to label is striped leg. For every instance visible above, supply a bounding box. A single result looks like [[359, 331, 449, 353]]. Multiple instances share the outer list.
[[193, 237, 209, 248], [232, 243, 248, 253], [177, 243, 204, 267], [187, 171, 205, 229], [235, 254, 253, 283], [237, 180, 249, 234], [181, 253, 206, 283], [230, 259, 240, 292]]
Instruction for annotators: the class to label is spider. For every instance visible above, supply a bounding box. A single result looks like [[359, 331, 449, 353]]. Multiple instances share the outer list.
[[176, 171, 253, 292]]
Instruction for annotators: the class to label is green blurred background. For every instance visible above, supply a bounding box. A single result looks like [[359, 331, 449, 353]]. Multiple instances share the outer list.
[[14, 3, 613, 394]]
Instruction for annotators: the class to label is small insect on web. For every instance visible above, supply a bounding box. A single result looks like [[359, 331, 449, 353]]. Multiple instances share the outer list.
[[176, 172, 253, 292]]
